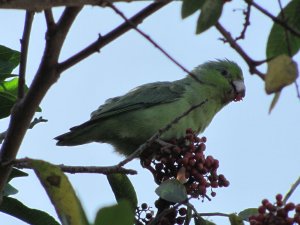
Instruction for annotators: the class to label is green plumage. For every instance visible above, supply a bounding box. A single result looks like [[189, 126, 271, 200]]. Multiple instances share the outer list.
[[55, 60, 245, 156]]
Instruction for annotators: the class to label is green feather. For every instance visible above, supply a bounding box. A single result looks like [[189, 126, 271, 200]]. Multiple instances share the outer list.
[[55, 60, 245, 156]]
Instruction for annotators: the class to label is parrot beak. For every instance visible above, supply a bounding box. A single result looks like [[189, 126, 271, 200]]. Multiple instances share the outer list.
[[232, 80, 246, 102]]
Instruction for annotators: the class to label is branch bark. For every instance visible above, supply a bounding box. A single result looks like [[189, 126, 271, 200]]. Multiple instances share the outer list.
[[13, 158, 137, 175], [0, 0, 105, 11], [0, 7, 82, 201], [0, 0, 170, 11]]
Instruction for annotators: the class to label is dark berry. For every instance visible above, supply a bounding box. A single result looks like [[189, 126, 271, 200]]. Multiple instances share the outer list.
[[141, 203, 148, 210], [176, 216, 185, 224], [178, 207, 187, 216], [285, 202, 296, 211], [258, 205, 266, 214], [146, 213, 153, 219]]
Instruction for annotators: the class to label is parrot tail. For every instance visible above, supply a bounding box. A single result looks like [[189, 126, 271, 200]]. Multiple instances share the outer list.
[[54, 126, 94, 146]]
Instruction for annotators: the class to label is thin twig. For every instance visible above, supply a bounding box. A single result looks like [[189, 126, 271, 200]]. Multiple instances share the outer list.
[[246, 0, 300, 38], [215, 22, 265, 80], [117, 99, 208, 168], [13, 158, 137, 175], [58, 0, 171, 72], [282, 176, 300, 204], [235, 3, 251, 41], [107, 2, 203, 84], [18, 11, 34, 99], [295, 81, 300, 100], [0, 117, 47, 144]]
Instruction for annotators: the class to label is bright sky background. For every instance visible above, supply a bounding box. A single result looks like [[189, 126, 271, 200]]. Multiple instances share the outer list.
[[1, 1, 300, 225]]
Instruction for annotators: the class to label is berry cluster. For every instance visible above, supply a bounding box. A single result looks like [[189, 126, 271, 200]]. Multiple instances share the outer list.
[[135, 202, 187, 225], [142, 128, 229, 199], [249, 194, 300, 225]]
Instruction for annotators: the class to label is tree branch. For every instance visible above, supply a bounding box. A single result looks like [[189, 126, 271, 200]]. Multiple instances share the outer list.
[[0, 7, 82, 201], [13, 158, 137, 175], [18, 11, 35, 99], [0, 0, 111, 11], [58, 0, 171, 72], [215, 22, 265, 80]]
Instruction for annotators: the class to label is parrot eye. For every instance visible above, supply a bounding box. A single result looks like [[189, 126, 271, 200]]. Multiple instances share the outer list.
[[220, 69, 229, 76]]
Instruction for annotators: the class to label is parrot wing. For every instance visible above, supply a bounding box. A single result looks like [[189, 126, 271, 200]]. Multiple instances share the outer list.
[[70, 81, 186, 130]]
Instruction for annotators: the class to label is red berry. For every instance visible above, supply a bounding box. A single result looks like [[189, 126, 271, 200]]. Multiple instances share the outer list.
[[223, 180, 230, 187], [146, 213, 153, 219], [258, 205, 266, 214], [262, 199, 269, 206], [296, 204, 300, 213], [141, 203, 148, 210], [199, 143, 206, 151], [211, 181, 218, 188], [198, 185, 207, 195], [201, 136, 207, 143], [176, 217, 185, 225], [276, 194, 283, 201], [211, 191, 216, 197], [178, 207, 187, 216], [266, 202, 276, 212], [285, 202, 296, 211]]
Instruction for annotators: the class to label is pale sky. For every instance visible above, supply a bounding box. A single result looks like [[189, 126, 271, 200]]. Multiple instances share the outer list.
[[1, 1, 300, 225]]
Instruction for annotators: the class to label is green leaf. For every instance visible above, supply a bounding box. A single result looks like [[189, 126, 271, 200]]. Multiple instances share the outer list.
[[0, 196, 60, 225], [2, 169, 28, 197], [0, 45, 20, 78], [229, 214, 244, 225], [194, 216, 216, 225], [266, 0, 300, 59], [3, 184, 18, 196], [30, 159, 89, 225], [0, 91, 16, 119], [181, 0, 205, 19], [8, 168, 28, 182], [269, 91, 281, 114], [0, 74, 18, 82], [0, 77, 20, 96], [155, 179, 187, 203], [107, 173, 137, 211], [196, 0, 224, 34], [0, 78, 41, 119], [238, 208, 258, 222], [94, 200, 134, 225], [265, 54, 298, 94]]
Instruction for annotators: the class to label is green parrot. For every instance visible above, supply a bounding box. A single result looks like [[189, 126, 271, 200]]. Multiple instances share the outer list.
[[55, 60, 245, 156]]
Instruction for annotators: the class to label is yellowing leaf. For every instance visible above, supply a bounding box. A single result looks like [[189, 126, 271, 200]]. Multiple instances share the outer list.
[[30, 160, 88, 225], [269, 91, 281, 114], [265, 54, 298, 94]]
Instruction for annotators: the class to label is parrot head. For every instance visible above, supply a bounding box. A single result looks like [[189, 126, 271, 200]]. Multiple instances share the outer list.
[[193, 59, 245, 103]]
